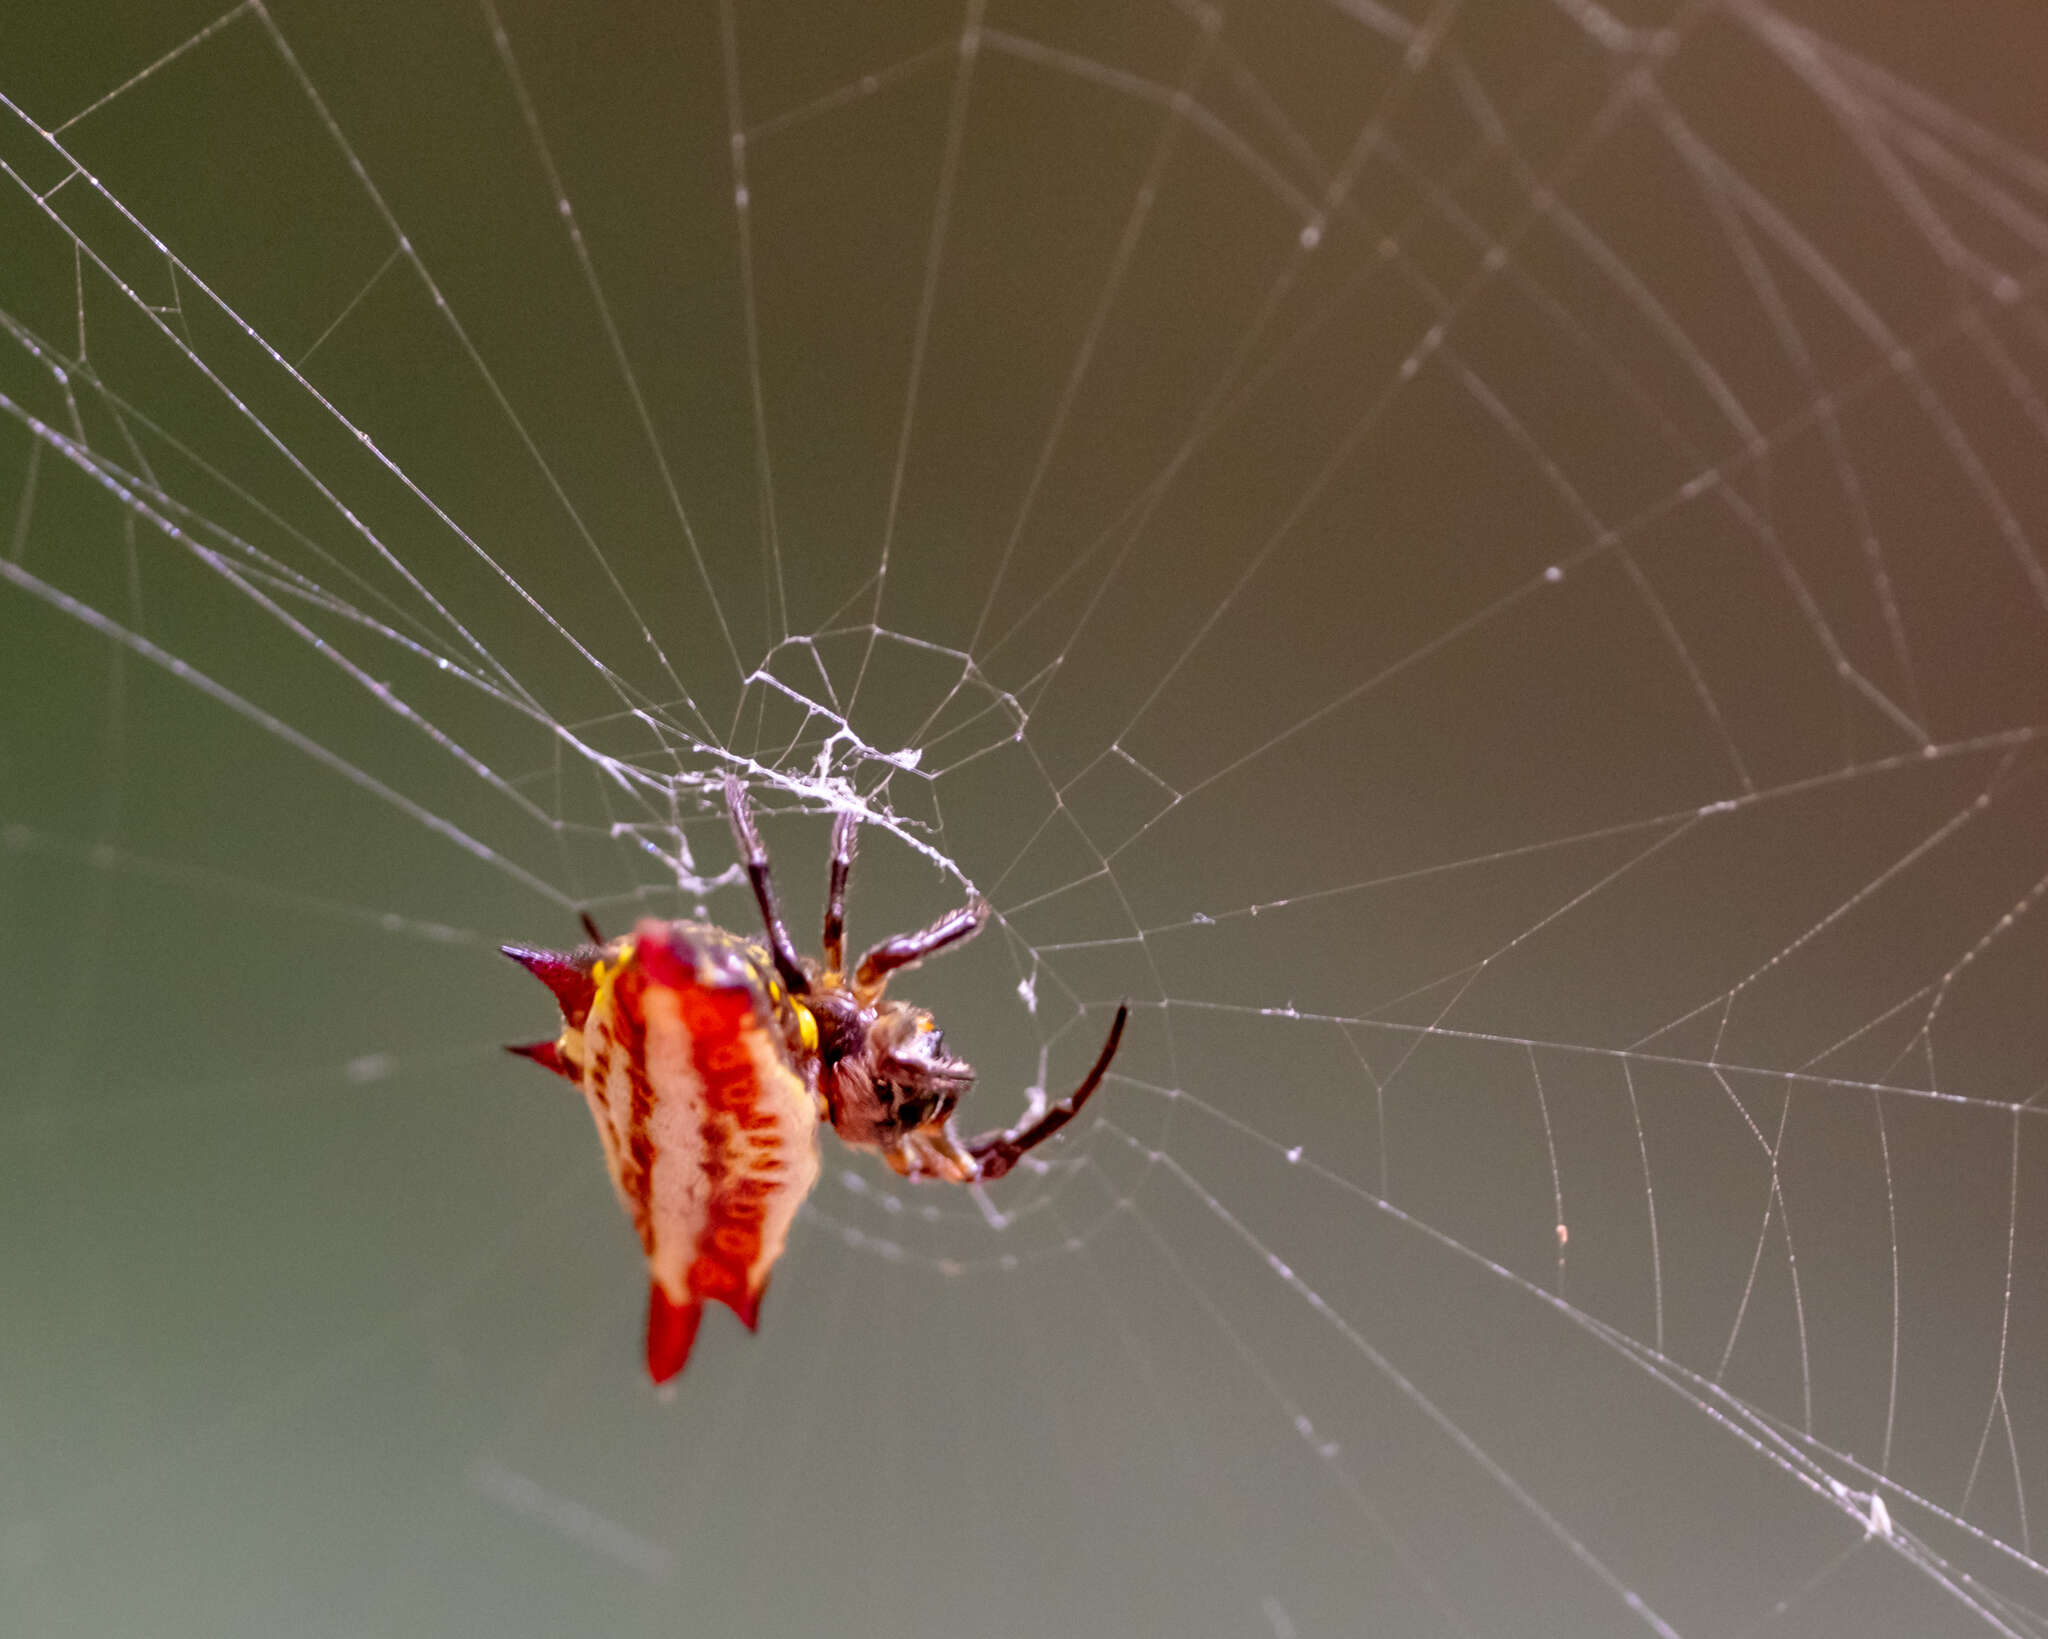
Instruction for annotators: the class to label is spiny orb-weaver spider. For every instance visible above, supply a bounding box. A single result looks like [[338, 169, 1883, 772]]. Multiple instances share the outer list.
[[505, 777, 1129, 1384]]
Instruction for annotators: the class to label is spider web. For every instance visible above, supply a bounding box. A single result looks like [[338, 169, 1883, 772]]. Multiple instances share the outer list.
[[4, 0, 2048, 1634]]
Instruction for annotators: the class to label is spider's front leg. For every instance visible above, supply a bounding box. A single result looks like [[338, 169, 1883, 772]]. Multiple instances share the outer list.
[[821, 809, 859, 977], [852, 896, 989, 1004], [963, 1004, 1129, 1181], [880, 1123, 980, 1184]]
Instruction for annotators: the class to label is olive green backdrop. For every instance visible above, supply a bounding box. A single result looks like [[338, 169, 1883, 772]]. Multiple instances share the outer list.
[[5, 3, 2048, 1636]]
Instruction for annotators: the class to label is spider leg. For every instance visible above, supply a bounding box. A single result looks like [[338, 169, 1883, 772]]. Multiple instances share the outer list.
[[723, 776, 811, 996], [821, 809, 859, 977], [578, 910, 606, 945], [880, 1124, 979, 1184], [852, 895, 989, 1002], [965, 1004, 1128, 1181]]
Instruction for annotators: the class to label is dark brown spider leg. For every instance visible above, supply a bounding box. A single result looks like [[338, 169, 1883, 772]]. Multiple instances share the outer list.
[[852, 895, 989, 1002], [966, 1003, 1128, 1181], [821, 809, 859, 977], [723, 775, 811, 996], [578, 910, 605, 945]]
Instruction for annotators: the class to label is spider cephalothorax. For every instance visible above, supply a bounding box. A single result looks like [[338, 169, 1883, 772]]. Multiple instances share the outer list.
[[816, 998, 976, 1149], [504, 778, 1128, 1383]]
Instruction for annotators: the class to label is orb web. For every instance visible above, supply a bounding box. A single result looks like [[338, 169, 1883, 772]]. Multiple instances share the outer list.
[[5, 2, 2048, 1634]]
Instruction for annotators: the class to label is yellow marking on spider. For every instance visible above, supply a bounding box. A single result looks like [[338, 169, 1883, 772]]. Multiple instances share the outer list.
[[589, 946, 629, 1012], [792, 1000, 819, 1054]]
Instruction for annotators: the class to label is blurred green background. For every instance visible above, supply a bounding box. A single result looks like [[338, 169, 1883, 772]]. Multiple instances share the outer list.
[[6, 2, 2048, 1635]]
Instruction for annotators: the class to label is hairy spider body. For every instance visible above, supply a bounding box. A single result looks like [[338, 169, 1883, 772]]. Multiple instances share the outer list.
[[505, 779, 1128, 1384]]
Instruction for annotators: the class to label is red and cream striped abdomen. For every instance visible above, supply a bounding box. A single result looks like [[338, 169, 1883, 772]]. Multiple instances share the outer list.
[[572, 921, 821, 1382]]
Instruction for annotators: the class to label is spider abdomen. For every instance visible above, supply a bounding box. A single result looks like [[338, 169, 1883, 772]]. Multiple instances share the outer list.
[[509, 920, 821, 1383]]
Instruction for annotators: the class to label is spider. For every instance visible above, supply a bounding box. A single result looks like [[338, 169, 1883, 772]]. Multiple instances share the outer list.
[[504, 777, 1128, 1384]]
